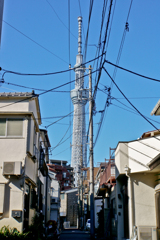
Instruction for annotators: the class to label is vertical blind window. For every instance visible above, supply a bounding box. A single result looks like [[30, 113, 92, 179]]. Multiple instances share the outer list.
[[0, 119, 6, 136], [0, 119, 23, 136]]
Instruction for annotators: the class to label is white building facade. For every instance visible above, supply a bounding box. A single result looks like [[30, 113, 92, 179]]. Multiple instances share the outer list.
[[0, 92, 51, 232], [115, 132, 160, 240]]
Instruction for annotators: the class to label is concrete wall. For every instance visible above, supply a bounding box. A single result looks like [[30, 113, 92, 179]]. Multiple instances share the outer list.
[[115, 143, 128, 178], [67, 191, 78, 226], [29, 99, 40, 125], [130, 173, 157, 228], [25, 156, 37, 185], [60, 193, 67, 217], [0, 99, 29, 112], [0, 178, 24, 232]]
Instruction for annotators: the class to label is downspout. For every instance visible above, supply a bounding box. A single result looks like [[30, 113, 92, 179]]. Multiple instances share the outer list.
[[124, 166, 136, 239], [22, 117, 29, 232], [45, 174, 48, 227]]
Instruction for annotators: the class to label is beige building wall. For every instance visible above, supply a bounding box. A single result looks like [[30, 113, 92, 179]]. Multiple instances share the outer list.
[[0, 99, 29, 112], [0, 95, 42, 232], [60, 193, 67, 217], [115, 143, 128, 177], [115, 137, 159, 239], [0, 179, 24, 231], [131, 173, 156, 227]]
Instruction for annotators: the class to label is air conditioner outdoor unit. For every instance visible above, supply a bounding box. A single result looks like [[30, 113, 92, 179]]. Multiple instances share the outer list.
[[3, 162, 22, 175], [138, 226, 157, 240]]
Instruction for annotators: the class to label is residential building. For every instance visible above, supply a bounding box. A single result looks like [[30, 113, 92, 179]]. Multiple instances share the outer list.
[[49, 170, 60, 228], [0, 92, 51, 232], [38, 129, 51, 225], [48, 160, 73, 191], [60, 188, 78, 229], [50, 159, 74, 187], [115, 127, 160, 240], [95, 151, 116, 239]]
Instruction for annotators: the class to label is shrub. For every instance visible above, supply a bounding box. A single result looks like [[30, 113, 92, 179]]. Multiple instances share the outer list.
[[27, 213, 45, 240], [0, 226, 30, 239]]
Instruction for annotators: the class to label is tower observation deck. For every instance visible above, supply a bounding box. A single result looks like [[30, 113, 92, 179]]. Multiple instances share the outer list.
[[70, 17, 89, 187]]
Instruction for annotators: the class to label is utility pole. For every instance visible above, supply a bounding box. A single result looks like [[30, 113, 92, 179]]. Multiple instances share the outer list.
[[78, 144, 83, 229], [89, 65, 95, 239], [80, 144, 83, 229]]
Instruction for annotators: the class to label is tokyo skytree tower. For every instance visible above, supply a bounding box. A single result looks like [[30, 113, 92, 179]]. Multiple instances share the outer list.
[[70, 17, 89, 187]]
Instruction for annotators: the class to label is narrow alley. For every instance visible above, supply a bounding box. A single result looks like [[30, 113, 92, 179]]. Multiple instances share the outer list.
[[60, 229, 90, 240]]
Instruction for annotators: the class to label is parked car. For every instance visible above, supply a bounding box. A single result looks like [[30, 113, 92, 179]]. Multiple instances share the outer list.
[[86, 219, 91, 230]]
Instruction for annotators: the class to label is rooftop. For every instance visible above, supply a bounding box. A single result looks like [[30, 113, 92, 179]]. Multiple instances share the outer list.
[[0, 91, 36, 97]]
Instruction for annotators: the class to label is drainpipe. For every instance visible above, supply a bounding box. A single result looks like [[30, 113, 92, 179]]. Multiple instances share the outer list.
[[45, 174, 48, 227], [124, 165, 135, 238]]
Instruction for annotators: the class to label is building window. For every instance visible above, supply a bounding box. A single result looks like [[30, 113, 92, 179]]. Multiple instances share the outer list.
[[0, 119, 23, 137], [0, 119, 6, 136]]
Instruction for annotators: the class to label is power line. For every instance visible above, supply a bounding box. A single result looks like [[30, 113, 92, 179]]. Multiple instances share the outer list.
[[78, 0, 86, 42], [1, 53, 105, 79], [105, 60, 160, 83], [51, 132, 73, 152], [111, 96, 160, 125], [50, 124, 71, 151], [103, 66, 159, 131], [46, 0, 77, 41], [45, 111, 74, 129], [0, 67, 99, 110], [4, 81, 70, 93], [105, 0, 117, 51], [111, 0, 133, 82], [45, 97, 92, 129], [93, 0, 113, 100], [97, 87, 160, 125], [3, 20, 68, 65], [68, 0, 72, 161], [83, 0, 94, 62], [93, 0, 133, 147], [52, 147, 70, 157], [111, 102, 160, 125], [0, 63, 100, 108], [93, 0, 108, 78]]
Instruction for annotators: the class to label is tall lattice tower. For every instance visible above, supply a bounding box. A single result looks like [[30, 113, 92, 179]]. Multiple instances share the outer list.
[[70, 17, 89, 187]]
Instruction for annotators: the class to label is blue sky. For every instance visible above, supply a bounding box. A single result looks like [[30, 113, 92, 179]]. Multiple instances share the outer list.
[[0, 0, 160, 166]]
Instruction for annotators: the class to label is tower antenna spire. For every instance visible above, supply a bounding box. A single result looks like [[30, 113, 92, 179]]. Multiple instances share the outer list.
[[70, 17, 89, 187], [78, 16, 82, 55]]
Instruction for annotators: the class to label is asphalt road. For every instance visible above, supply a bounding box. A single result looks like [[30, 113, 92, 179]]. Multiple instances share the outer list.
[[60, 229, 90, 240]]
